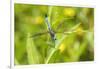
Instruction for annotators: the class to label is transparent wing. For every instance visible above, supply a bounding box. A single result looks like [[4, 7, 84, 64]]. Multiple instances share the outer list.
[[54, 22, 81, 34], [31, 31, 49, 38], [53, 18, 78, 34], [31, 31, 56, 47]]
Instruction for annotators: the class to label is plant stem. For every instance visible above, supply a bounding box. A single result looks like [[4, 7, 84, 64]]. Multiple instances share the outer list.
[[48, 6, 53, 23], [45, 35, 68, 64]]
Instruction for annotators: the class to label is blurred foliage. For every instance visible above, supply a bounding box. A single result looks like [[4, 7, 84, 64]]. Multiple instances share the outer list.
[[14, 3, 94, 65]]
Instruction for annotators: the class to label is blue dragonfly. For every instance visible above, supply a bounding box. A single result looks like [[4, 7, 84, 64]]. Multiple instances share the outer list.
[[31, 15, 81, 47]]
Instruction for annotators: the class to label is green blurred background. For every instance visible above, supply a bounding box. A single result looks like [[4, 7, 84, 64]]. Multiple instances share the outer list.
[[14, 3, 94, 65]]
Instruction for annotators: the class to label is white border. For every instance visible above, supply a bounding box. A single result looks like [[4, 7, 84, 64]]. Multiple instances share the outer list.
[[10, 0, 96, 69], [15, 0, 95, 8], [0, 0, 10, 69], [11, 0, 14, 69]]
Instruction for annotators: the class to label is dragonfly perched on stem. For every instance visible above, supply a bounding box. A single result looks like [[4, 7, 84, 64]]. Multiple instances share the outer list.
[[31, 15, 81, 47]]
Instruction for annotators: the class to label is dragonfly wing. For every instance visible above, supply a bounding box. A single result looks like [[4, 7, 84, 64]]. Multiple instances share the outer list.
[[31, 31, 49, 38], [53, 14, 83, 33], [54, 23, 81, 35]]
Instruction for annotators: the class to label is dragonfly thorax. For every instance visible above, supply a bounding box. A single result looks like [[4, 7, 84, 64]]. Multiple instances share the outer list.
[[49, 30, 56, 41]]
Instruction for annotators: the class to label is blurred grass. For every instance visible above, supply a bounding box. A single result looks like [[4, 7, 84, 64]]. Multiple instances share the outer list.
[[26, 33, 43, 64], [14, 3, 94, 65]]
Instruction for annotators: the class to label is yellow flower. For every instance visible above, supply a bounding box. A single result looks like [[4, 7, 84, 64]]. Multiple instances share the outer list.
[[63, 8, 76, 17], [34, 16, 44, 24], [59, 43, 65, 53]]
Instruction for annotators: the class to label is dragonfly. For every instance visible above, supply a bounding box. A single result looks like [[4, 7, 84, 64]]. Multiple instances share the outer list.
[[31, 15, 80, 47]]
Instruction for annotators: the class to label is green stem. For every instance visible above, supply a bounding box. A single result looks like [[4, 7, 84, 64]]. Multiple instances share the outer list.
[[45, 35, 68, 64], [48, 6, 53, 23], [26, 33, 41, 64]]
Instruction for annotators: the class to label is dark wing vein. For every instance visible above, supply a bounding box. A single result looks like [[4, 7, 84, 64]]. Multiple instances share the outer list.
[[31, 31, 49, 38]]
